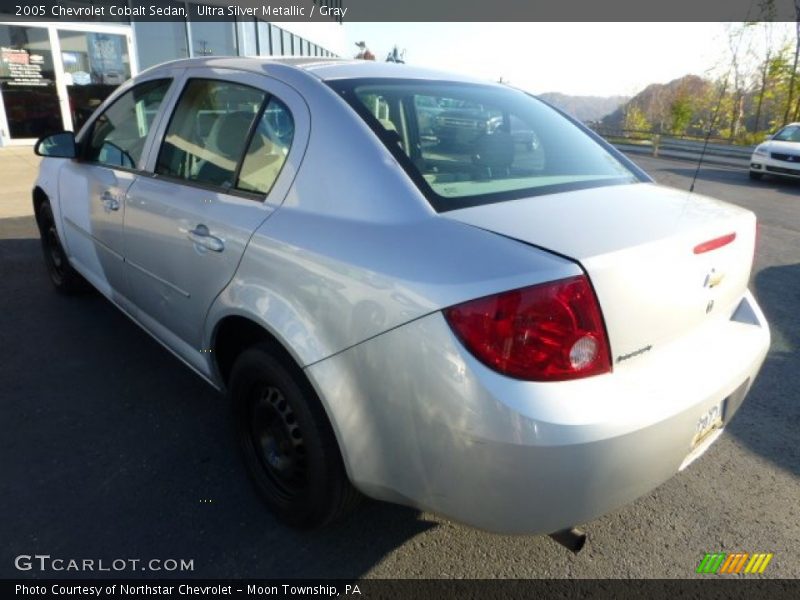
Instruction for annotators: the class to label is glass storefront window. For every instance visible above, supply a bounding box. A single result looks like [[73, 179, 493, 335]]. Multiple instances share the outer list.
[[282, 30, 292, 56], [58, 29, 131, 131], [271, 25, 283, 55], [256, 22, 271, 56], [190, 8, 238, 57], [133, 2, 189, 69], [0, 25, 63, 138], [237, 18, 257, 56]]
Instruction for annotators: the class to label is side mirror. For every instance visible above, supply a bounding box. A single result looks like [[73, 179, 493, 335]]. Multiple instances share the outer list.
[[34, 131, 77, 159]]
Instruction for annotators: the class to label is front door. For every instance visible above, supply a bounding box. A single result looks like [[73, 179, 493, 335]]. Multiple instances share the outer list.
[[59, 77, 173, 297], [123, 70, 306, 369]]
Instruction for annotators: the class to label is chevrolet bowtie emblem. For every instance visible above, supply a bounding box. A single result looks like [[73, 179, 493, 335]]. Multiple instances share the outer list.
[[704, 269, 725, 288]]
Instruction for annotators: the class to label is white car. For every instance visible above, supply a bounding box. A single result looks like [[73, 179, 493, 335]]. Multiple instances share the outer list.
[[749, 123, 800, 180], [32, 58, 770, 549]]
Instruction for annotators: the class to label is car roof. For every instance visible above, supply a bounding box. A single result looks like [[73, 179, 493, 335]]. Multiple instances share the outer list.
[[139, 56, 493, 85]]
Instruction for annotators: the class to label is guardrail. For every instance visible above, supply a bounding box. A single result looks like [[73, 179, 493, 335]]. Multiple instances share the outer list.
[[592, 128, 756, 169]]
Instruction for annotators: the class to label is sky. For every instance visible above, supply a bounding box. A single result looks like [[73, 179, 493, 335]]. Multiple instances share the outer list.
[[343, 22, 797, 98]]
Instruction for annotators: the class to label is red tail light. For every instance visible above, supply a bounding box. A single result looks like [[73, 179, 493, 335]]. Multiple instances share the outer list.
[[443, 275, 611, 382], [693, 232, 736, 254]]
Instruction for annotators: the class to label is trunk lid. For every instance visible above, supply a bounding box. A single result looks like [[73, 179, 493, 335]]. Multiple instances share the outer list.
[[445, 182, 757, 367]]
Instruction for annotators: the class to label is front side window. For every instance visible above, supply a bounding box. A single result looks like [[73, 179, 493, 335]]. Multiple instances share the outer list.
[[333, 79, 640, 211], [85, 78, 172, 169]]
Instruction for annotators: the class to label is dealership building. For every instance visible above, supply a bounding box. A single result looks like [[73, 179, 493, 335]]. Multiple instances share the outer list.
[[0, 1, 348, 146]]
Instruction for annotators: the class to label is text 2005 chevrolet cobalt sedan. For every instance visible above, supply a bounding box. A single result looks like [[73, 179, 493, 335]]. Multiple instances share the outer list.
[[33, 58, 769, 538]]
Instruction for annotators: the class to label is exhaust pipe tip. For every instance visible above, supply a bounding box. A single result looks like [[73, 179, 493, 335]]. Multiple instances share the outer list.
[[549, 527, 587, 554]]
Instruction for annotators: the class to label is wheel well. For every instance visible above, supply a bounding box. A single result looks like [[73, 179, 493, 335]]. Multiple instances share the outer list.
[[213, 316, 297, 386], [32, 187, 48, 226]]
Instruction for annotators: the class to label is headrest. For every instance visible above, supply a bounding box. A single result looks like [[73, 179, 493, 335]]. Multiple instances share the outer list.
[[473, 130, 515, 169], [208, 111, 256, 159]]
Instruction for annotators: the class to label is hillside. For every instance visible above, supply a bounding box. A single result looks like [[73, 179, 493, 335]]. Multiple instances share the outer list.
[[537, 92, 629, 123], [601, 75, 715, 133]]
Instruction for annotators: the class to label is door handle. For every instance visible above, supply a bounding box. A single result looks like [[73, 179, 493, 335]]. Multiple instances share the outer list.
[[187, 225, 225, 252], [100, 190, 120, 211]]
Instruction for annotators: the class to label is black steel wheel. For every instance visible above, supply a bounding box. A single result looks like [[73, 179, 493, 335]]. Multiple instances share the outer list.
[[248, 384, 308, 501], [749, 170, 764, 181], [36, 201, 88, 294], [230, 343, 361, 528]]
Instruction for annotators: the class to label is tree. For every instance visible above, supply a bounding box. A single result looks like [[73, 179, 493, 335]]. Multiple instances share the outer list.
[[623, 104, 650, 132], [669, 94, 694, 135], [753, 22, 775, 131], [781, 1, 800, 125]]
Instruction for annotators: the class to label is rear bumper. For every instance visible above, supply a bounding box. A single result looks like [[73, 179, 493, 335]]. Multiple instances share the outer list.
[[307, 290, 770, 534]]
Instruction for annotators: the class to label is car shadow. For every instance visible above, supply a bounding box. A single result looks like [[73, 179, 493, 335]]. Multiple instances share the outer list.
[[726, 262, 800, 479], [0, 216, 434, 579]]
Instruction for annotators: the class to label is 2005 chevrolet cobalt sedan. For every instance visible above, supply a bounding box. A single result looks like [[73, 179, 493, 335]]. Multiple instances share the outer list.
[[33, 58, 769, 538]]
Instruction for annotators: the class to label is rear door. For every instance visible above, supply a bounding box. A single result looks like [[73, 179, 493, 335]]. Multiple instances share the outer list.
[[59, 76, 175, 297], [123, 69, 308, 370]]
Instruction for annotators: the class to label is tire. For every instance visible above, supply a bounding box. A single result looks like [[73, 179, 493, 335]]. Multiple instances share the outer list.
[[749, 170, 764, 180], [36, 201, 89, 294], [230, 343, 361, 528]]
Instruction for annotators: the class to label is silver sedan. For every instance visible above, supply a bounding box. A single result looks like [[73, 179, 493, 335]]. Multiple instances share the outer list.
[[32, 58, 769, 543]]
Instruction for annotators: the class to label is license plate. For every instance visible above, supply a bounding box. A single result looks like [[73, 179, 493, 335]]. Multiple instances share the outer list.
[[691, 401, 725, 448], [679, 399, 727, 471]]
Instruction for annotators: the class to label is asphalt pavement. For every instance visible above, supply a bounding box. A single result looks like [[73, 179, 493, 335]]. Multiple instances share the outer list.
[[1, 155, 798, 579]]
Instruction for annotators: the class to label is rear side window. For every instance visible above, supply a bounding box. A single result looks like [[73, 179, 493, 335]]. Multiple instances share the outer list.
[[155, 79, 266, 190], [332, 79, 640, 211], [237, 97, 294, 194], [85, 78, 172, 169]]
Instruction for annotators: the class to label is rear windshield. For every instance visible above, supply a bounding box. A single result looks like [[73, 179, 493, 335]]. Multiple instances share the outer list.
[[330, 79, 641, 211]]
